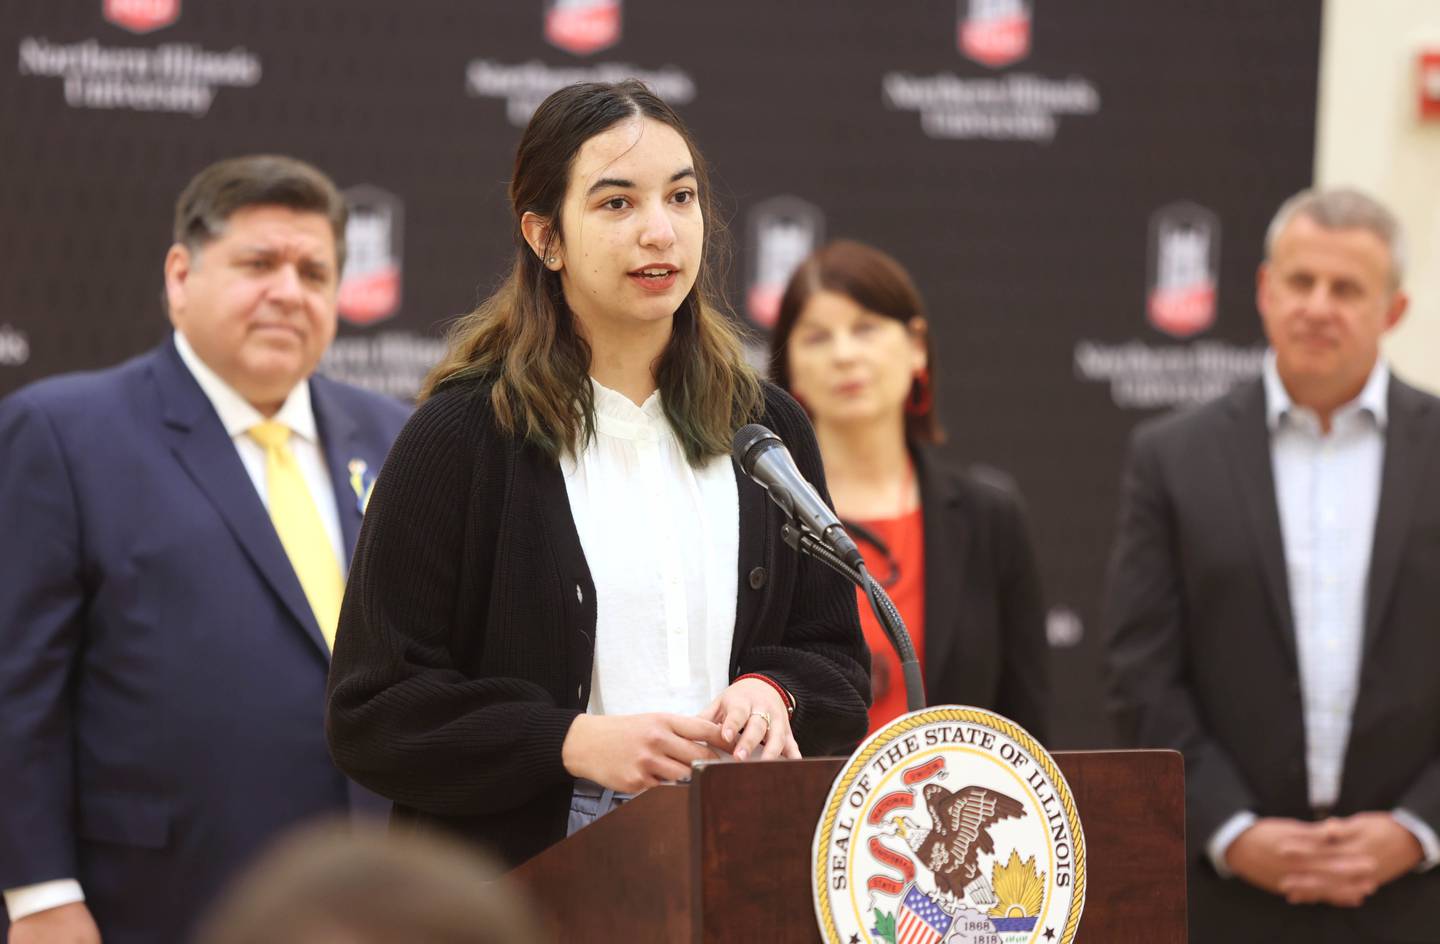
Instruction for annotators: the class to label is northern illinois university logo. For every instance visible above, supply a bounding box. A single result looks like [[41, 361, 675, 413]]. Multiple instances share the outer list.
[[1147, 202, 1220, 338], [813, 707, 1085, 944], [545, 0, 622, 56], [338, 186, 404, 327], [745, 195, 824, 329], [104, 0, 180, 33], [958, 0, 1032, 69]]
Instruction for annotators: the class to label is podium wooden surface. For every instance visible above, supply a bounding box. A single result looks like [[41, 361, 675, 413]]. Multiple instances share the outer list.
[[511, 750, 1185, 942]]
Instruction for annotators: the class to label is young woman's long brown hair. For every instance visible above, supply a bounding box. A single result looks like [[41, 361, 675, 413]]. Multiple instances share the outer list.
[[422, 80, 760, 465]]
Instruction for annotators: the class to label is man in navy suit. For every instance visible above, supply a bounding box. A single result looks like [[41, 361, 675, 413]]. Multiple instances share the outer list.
[[0, 155, 411, 943]]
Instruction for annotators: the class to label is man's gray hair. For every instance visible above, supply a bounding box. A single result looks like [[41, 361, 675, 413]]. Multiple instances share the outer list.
[[1264, 187, 1406, 288]]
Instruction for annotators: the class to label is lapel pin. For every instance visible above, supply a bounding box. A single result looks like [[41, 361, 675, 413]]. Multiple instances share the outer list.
[[347, 458, 375, 513]]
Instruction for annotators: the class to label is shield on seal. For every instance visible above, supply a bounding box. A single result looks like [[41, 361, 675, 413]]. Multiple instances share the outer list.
[[103, 0, 180, 33], [896, 883, 954, 944], [338, 186, 404, 327], [745, 196, 825, 329], [958, 0, 1032, 69], [545, 0, 623, 56], [1147, 202, 1220, 339]]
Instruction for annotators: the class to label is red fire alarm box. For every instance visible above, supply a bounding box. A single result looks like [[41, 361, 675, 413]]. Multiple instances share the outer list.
[[1421, 50, 1440, 120]]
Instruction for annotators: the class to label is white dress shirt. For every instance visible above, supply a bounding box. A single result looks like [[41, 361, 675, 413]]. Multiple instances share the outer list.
[[3, 332, 344, 923], [1208, 353, 1440, 874], [561, 379, 738, 720], [174, 330, 345, 566]]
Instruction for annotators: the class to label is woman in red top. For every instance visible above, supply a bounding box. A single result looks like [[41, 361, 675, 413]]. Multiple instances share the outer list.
[[769, 240, 1050, 739]]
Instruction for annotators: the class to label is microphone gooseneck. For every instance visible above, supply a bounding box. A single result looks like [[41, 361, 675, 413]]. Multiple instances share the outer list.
[[734, 424, 927, 711]]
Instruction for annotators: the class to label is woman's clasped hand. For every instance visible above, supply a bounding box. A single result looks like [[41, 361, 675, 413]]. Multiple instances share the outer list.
[[560, 677, 799, 793]]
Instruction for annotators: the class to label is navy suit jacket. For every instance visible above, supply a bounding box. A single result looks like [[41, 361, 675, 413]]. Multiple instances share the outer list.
[[0, 339, 410, 943]]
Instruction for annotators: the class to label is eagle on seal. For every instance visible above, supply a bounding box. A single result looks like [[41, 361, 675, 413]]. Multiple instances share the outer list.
[[888, 784, 1027, 903]]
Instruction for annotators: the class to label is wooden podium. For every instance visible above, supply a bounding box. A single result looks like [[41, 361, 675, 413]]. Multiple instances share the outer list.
[[511, 750, 1185, 942]]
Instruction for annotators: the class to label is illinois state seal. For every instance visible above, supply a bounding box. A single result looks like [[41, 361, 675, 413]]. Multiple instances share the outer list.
[[813, 707, 1085, 944]]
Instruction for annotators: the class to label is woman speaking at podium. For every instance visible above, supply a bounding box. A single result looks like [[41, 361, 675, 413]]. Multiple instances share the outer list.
[[325, 81, 869, 867], [768, 240, 1049, 739]]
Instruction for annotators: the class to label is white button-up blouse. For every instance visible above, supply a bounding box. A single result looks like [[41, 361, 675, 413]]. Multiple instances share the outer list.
[[560, 379, 739, 718]]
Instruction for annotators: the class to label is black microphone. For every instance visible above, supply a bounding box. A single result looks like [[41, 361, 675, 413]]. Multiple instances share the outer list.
[[732, 424, 864, 571]]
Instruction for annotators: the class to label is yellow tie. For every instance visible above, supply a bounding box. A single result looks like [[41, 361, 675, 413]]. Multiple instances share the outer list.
[[249, 420, 344, 650]]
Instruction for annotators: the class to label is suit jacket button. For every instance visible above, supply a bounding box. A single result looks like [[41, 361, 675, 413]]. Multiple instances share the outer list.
[[748, 567, 767, 590], [576, 584, 584, 603]]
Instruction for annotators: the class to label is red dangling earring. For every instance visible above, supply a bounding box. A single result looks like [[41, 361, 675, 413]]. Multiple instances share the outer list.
[[905, 368, 933, 416]]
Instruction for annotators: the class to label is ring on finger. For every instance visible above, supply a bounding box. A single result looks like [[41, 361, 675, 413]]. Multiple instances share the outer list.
[[749, 709, 772, 733]]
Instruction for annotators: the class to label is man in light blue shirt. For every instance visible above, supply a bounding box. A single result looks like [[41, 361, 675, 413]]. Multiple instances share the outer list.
[[1106, 188, 1440, 943]]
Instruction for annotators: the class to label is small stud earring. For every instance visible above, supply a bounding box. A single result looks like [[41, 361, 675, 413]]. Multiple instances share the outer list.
[[545, 256, 556, 266]]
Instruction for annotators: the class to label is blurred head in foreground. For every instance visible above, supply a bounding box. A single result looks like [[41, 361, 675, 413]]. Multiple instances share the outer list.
[[193, 821, 550, 944]]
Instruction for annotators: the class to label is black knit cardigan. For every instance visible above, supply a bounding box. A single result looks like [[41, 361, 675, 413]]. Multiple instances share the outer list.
[[325, 378, 871, 867]]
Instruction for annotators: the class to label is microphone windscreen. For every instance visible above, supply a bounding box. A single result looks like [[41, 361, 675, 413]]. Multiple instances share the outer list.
[[731, 423, 781, 474]]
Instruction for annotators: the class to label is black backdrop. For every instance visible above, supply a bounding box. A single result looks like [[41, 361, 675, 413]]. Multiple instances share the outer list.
[[0, 0, 1323, 748]]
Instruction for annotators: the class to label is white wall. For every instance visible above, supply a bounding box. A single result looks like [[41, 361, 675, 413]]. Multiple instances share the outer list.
[[1316, 0, 1440, 394]]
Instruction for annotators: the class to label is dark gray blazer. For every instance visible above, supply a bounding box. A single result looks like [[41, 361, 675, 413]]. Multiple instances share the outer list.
[[1104, 375, 1440, 942]]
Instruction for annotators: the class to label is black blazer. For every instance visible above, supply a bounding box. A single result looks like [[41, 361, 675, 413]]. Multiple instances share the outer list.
[[326, 380, 871, 868], [1104, 376, 1440, 942], [914, 448, 1049, 742]]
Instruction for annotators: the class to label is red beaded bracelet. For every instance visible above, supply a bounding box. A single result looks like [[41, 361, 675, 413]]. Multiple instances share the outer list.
[[734, 672, 795, 717]]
